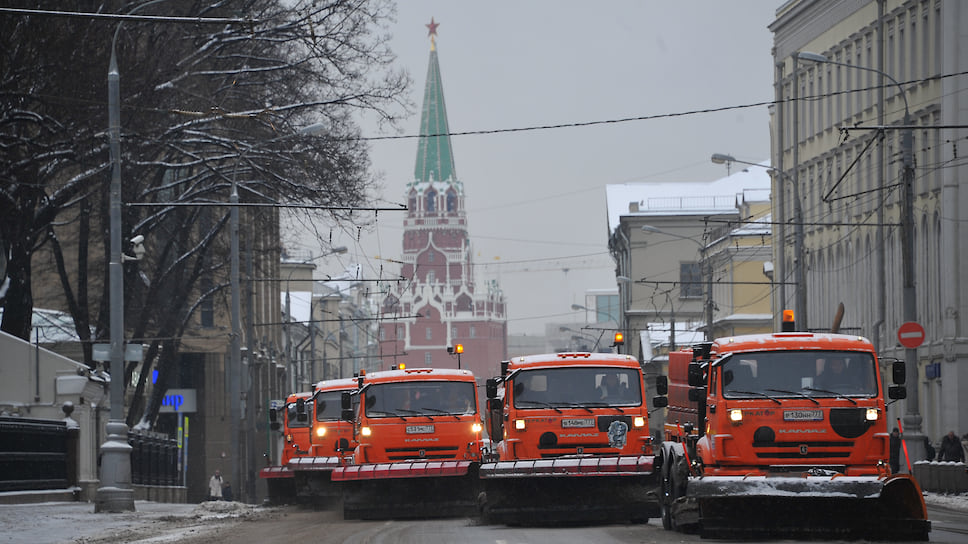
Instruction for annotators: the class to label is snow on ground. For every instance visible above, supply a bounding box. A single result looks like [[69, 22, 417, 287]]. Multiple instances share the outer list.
[[0, 500, 273, 544], [0, 493, 965, 543]]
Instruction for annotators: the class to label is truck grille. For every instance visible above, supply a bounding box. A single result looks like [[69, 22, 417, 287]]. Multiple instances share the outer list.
[[384, 445, 461, 460]]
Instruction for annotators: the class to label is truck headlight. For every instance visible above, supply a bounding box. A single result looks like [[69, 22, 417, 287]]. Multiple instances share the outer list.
[[472, 422, 483, 433], [316, 427, 326, 437], [729, 409, 743, 423], [633, 416, 646, 427], [361, 426, 372, 436], [514, 419, 526, 430], [865, 408, 879, 421]]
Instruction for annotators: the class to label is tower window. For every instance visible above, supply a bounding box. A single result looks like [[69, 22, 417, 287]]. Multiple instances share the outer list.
[[425, 189, 437, 212], [446, 190, 457, 212]]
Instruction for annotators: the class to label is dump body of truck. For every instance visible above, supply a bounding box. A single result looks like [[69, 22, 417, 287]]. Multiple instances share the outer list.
[[659, 333, 929, 540], [332, 367, 484, 519], [288, 378, 358, 503], [478, 352, 662, 525], [259, 391, 313, 503]]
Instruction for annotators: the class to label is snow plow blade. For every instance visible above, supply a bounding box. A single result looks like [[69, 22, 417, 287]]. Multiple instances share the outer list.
[[287, 457, 344, 505], [478, 456, 660, 525], [680, 474, 929, 540], [333, 460, 480, 520]]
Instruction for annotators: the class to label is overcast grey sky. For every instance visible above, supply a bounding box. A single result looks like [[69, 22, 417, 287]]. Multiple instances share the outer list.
[[289, 1, 779, 336]]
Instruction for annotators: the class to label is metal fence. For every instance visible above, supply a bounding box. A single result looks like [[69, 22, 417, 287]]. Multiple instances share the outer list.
[[129, 429, 179, 486], [0, 417, 77, 491]]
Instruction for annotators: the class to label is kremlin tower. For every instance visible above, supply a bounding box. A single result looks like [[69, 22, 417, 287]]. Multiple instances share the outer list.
[[378, 19, 507, 380]]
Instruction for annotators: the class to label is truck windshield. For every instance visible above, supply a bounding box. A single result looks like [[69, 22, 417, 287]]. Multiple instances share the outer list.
[[364, 381, 477, 418], [720, 350, 878, 399], [286, 400, 311, 428], [512, 367, 642, 409], [315, 390, 348, 421]]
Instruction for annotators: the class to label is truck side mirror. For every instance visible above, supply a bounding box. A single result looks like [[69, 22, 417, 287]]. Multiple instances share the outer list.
[[340, 391, 354, 421], [652, 396, 669, 408], [268, 407, 280, 431], [486, 378, 499, 399], [296, 398, 308, 422], [688, 387, 706, 402], [486, 397, 502, 412], [888, 385, 907, 400], [892, 360, 906, 385], [655, 375, 669, 396], [687, 362, 705, 387]]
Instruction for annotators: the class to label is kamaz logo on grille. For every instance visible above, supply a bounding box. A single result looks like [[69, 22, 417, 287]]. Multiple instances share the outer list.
[[800, 444, 809, 455]]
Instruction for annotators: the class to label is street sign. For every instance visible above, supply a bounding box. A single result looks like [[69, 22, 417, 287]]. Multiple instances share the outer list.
[[92, 343, 144, 361], [897, 321, 925, 349]]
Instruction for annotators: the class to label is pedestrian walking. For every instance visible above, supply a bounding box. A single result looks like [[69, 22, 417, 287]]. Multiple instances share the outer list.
[[923, 436, 935, 461], [939, 430, 964, 462], [208, 469, 223, 501], [889, 427, 901, 473]]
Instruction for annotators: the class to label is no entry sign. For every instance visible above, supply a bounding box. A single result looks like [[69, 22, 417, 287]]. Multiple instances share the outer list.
[[897, 321, 925, 349]]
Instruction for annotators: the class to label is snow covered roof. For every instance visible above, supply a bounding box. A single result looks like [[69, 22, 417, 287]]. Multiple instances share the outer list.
[[606, 160, 772, 235]]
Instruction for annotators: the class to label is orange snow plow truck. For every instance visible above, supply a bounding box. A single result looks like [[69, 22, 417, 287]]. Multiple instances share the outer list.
[[259, 391, 313, 503], [332, 366, 484, 519], [287, 377, 359, 503], [478, 348, 664, 525], [658, 329, 930, 540]]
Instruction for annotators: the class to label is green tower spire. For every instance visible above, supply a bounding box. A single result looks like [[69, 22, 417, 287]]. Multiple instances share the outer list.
[[414, 19, 457, 184]]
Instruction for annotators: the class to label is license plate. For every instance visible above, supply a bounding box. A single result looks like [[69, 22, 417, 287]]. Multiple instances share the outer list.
[[561, 418, 595, 428], [405, 424, 435, 434], [784, 409, 823, 421]]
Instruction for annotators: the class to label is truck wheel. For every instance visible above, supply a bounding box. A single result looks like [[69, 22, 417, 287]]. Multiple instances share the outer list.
[[660, 447, 676, 530]]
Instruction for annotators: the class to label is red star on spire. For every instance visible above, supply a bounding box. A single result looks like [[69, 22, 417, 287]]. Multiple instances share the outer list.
[[426, 17, 440, 38]]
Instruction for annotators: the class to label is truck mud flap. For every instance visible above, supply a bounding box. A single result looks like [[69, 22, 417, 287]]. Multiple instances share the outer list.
[[336, 461, 480, 520], [478, 456, 659, 525], [686, 474, 930, 541]]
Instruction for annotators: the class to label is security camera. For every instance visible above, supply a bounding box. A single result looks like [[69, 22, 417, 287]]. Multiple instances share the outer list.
[[124, 235, 146, 262]]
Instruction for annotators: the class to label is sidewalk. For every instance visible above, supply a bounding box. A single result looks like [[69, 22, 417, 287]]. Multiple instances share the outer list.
[[0, 497, 268, 544]]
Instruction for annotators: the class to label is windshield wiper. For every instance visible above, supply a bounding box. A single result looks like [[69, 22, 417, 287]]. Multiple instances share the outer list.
[[766, 388, 820, 405], [417, 407, 461, 420], [803, 387, 858, 405], [583, 401, 626, 413], [517, 400, 563, 413], [556, 402, 594, 413], [725, 390, 782, 405]]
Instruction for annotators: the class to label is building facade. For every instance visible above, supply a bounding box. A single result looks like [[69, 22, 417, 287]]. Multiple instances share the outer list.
[[377, 26, 507, 381], [770, 0, 968, 452]]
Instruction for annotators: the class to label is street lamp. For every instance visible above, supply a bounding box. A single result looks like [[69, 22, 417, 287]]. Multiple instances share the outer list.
[[640, 225, 713, 341], [795, 51, 922, 464], [96, 0, 172, 513], [711, 153, 805, 331]]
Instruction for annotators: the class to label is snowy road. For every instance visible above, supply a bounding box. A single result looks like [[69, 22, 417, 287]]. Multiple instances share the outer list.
[[2, 494, 966, 544]]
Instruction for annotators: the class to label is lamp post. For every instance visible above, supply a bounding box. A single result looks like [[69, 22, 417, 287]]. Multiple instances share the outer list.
[[795, 51, 922, 464], [711, 153, 805, 331], [640, 225, 713, 341], [96, 0, 171, 512]]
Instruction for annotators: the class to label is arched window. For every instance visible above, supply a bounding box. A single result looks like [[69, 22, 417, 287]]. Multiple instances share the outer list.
[[446, 190, 457, 212], [408, 191, 417, 216], [425, 189, 437, 213]]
